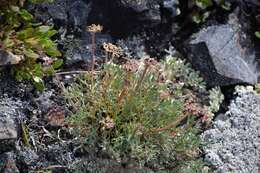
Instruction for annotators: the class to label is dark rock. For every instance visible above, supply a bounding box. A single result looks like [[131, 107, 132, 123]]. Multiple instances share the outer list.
[[186, 11, 260, 87], [162, 0, 180, 18], [242, 0, 260, 7], [116, 0, 161, 22], [0, 75, 34, 100], [62, 32, 112, 67], [67, 1, 92, 30], [27, 0, 67, 26], [28, 0, 92, 31], [89, 0, 162, 36], [28, 0, 180, 37]]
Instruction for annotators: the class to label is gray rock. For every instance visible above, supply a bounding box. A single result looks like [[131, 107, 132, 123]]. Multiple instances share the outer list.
[[0, 97, 24, 153], [201, 88, 260, 173], [187, 12, 259, 86], [0, 49, 23, 66]]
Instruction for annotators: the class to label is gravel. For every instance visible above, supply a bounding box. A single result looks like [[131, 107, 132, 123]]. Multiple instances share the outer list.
[[201, 86, 260, 173]]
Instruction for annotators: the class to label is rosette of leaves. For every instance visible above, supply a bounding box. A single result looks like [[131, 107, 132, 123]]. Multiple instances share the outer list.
[[64, 57, 207, 171], [0, 0, 62, 90]]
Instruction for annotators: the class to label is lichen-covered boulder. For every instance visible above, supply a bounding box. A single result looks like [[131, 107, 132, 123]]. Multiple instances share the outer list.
[[201, 86, 260, 173]]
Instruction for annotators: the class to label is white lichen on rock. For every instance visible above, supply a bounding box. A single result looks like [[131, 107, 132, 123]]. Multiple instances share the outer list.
[[201, 86, 260, 173]]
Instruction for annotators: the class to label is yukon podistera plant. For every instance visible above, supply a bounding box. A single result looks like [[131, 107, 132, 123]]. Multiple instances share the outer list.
[[64, 52, 216, 171]]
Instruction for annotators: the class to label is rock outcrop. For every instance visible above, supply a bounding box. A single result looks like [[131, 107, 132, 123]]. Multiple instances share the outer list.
[[186, 11, 259, 87]]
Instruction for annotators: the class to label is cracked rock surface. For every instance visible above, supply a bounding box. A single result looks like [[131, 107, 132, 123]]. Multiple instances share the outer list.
[[201, 87, 260, 173]]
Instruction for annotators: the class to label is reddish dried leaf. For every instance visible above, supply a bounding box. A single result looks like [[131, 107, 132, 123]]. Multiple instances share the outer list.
[[46, 106, 65, 127]]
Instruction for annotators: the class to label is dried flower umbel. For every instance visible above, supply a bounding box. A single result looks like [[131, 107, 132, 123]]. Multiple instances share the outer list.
[[86, 24, 103, 71], [103, 43, 123, 63], [86, 24, 103, 33], [100, 116, 115, 130]]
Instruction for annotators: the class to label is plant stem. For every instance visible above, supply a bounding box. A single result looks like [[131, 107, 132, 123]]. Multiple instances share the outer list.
[[105, 51, 108, 63], [91, 32, 96, 72], [135, 65, 149, 91], [152, 114, 189, 133], [110, 53, 115, 63], [91, 32, 96, 90], [55, 70, 97, 75]]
